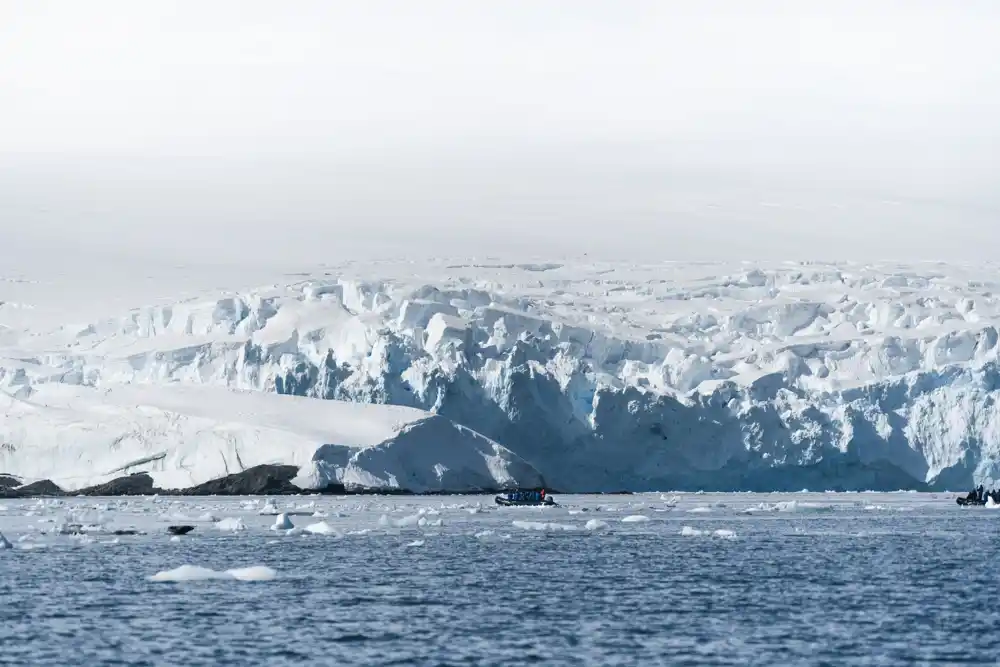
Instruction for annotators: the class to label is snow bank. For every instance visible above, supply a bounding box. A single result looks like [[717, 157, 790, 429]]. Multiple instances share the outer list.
[[6, 260, 1000, 492], [149, 565, 276, 582]]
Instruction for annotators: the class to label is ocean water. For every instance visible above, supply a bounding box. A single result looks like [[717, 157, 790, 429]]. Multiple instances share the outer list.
[[2, 492, 999, 666]]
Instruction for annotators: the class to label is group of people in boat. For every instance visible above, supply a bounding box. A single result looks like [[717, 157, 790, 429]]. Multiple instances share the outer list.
[[505, 489, 547, 503], [961, 485, 1000, 505]]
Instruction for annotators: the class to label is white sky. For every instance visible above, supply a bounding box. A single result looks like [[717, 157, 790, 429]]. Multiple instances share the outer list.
[[2, 0, 998, 265]]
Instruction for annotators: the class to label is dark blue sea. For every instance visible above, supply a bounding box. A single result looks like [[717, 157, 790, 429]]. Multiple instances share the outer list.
[[1, 492, 997, 665]]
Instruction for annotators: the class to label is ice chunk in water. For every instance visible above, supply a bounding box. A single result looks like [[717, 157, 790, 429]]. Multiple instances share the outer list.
[[215, 518, 248, 532], [512, 520, 576, 531], [258, 499, 280, 516], [680, 526, 737, 539], [149, 565, 277, 582], [304, 521, 338, 536]]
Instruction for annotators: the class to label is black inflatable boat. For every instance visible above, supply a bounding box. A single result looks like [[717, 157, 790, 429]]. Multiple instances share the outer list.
[[495, 495, 556, 507]]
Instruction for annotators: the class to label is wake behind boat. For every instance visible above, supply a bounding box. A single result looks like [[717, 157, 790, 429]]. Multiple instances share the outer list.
[[495, 489, 556, 506]]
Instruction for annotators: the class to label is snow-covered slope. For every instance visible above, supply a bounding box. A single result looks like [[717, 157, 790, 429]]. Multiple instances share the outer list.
[[0, 383, 542, 492], [4, 259, 1000, 491]]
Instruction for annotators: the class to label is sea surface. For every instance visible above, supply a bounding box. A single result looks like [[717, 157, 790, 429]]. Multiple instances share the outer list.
[[1, 492, 998, 666]]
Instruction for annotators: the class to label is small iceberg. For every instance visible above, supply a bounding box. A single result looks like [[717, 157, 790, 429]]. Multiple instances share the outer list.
[[214, 518, 248, 532], [271, 514, 294, 531], [258, 499, 280, 515], [303, 521, 338, 536]]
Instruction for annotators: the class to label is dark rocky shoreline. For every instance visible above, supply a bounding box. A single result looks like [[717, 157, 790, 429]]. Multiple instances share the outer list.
[[0, 465, 560, 499]]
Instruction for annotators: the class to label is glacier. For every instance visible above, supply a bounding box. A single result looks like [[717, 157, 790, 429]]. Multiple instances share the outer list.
[[3, 259, 1000, 492]]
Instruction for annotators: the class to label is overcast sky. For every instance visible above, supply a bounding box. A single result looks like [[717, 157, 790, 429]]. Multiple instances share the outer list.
[[2, 0, 998, 265]]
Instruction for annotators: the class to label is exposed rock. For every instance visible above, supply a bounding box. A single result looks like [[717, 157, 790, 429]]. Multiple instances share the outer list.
[[77, 473, 158, 496], [0, 475, 21, 490], [179, 464, 311, 496], [167, 525, 195, 536], [0, 479, 65, 498], [0, 465, 518, 498]]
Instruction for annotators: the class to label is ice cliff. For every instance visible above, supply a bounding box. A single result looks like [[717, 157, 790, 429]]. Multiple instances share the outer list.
[[3, 260, 1000, 491]]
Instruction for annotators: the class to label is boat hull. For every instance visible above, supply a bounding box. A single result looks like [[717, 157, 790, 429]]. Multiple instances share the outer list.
[[495, 496, 556, 507]]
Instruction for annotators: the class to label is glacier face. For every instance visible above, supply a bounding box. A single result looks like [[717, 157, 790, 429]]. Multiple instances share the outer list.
[[0, 383, 543, 493], [4, 259, 1000, 491]]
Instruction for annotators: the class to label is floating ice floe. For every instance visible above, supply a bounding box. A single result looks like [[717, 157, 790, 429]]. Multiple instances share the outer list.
[[303, 521, 338, 535], [378, 513, 436, 528], [680, 526, 737, 539], [214, 518, 248, 532], [258, 499, 280, 515], [743, 501, 834, 514], [149, 565, 277, 582], [512, 520, 576, 532]]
